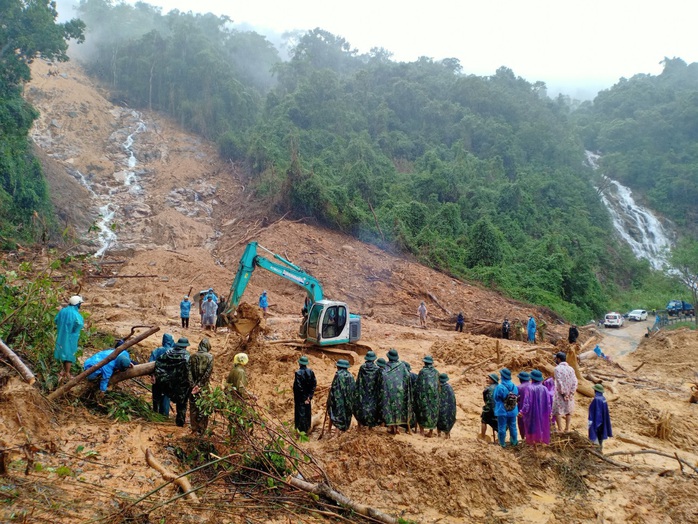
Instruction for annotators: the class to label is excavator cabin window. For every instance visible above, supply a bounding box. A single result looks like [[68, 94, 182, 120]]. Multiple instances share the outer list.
[[322, 305, 346, 339]]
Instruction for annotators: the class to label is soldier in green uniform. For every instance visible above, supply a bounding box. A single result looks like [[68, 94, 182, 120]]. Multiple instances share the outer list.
[[381, 349, 412, 435], [155, 337, 192, 427], [189, 338, 214, 434], [353, 351, 383, 429], [415, 355, 440, 437], [538, 318, 547, 343], [327, 359, 355, 435], [437, 373, 456, 438], [513, 319, 524, 342], [227, 352, 256, 400]]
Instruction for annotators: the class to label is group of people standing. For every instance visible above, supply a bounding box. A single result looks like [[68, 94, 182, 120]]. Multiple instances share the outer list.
[[501, 315, 546, 343], [179, 288, 230, 333], [480, 351, 611, 449], [293, 349, 457, 439], [148, 334, 214, 431]]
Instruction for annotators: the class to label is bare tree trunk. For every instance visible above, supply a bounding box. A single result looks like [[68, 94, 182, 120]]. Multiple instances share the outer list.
[[48, 327, 159, 401], [0, 339, 36, 385], [287, 476, 398, 524], [109, 362, 155, 385], [145, 449, 199, 503]]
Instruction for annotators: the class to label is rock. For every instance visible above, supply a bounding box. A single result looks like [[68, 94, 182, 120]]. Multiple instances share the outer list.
[[50, 119, 61, 129], [102, 278, 118, 288]]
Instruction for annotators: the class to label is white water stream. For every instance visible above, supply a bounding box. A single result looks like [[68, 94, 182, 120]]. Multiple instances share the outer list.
[[93, 113, 147, 258], [587, 151, 674, 270]]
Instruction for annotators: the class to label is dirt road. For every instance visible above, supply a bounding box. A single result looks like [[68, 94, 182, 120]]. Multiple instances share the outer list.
[[598, 318, 652, 358]]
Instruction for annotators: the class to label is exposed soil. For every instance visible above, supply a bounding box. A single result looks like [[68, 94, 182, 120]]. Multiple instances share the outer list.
[[1, 59, 696, 524]]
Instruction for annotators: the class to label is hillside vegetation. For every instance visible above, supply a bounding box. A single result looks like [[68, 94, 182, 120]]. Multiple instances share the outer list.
[[6, 0, 697, 321]]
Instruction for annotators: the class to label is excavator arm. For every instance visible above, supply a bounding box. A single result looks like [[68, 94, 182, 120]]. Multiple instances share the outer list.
[[226, 242, 324, 315]]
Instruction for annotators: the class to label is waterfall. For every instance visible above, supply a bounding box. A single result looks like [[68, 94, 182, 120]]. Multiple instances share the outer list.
[[91, 112, 147, 258], [588, 152, 674, 270]]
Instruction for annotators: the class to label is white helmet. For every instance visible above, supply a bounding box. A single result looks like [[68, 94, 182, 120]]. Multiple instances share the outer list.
[[69, 295, 84, 306]]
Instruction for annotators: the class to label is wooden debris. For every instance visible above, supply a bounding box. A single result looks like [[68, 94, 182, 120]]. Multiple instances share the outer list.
[[145, 449, 199, 503], [287, 476, 397, 524], [0, 338, 36, 385], [48, 326, 159, 400]]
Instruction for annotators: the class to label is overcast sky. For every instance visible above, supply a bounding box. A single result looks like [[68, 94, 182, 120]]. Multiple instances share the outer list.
[[58, 0, 698, 98]]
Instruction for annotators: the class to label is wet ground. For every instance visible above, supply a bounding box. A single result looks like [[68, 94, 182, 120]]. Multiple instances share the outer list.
[[598, 317, 652, 357]]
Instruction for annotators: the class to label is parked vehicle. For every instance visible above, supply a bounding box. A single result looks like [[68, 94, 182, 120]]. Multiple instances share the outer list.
[[604, 312, 624, 328], [666, 300, 695, 317], [627, 309, 648, 321]]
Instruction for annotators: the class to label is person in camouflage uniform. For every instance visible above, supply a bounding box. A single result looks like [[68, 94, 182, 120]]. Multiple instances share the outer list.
[[512, 319, 522, 341], [437, 373, 456, 438], [293, 355, 317, 434], [155, 337, 192, 427], [415, 355, 440, 437], [189, 338, 214, 434], [403, 361, 418, 433], [353, 351, 383, 429], [381, 349, 411, 435], [538, 318, 547, 343], [480, 372, 499, 442], [149, 333, 175, 416], [327, 359, 355, 434]]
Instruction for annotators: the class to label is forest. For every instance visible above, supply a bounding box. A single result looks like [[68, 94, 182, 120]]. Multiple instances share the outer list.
[[2, 0, 697, 323]]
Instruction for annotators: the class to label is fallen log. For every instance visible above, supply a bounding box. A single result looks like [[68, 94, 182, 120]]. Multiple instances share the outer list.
[[48, 326, 159, 401], [566, 344, 595, 398], [462, 357, 495, 374], [0, 338, 36, 385], [287, 476, 397, 524], [605, 449, 698, 476], [145, 449, 199, 503], [426, 292, 452, 316], [109, 362, 155, 385]]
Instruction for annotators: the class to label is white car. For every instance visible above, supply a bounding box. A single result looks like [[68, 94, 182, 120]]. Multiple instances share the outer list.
[[604, 312, 624, 328], [627, 309, 648, 321]]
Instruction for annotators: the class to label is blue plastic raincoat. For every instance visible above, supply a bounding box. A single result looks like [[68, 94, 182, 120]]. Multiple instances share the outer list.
[[180, 299, 192, 319], [84, 349, 131, 392], [527, 317, 537, 342], [54, 304, 84, 363]]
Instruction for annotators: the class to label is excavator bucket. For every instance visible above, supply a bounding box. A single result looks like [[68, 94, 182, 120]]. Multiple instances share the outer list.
[[232, 318, 259, 338], [229, 302, 263, 338]]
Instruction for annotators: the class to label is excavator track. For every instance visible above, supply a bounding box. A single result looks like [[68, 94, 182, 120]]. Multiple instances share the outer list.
[[280, 341, 376, 366]]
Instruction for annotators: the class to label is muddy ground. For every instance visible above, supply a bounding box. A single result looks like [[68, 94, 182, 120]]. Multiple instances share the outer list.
[[0, 59, 696, 523]]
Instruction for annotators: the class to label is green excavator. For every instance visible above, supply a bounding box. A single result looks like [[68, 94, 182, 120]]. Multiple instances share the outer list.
[[225, 242, 362, 350]]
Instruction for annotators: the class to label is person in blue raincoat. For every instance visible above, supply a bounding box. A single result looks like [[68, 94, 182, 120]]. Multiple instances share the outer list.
[[493, 368, 519, 447], [259, 291, 269, 316], [527, 315, 537, 343], [204, 288, 218, 304], [149, 333, 175, 416], [54, 295, 85, 382], [83, 342, 133, 393], [588, 384, 612, 451], [180, 295, 192, 329]]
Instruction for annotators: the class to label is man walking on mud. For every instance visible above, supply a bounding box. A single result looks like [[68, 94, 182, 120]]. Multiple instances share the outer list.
[[189, 338, 214, 434], [418, 301, 428, 329], [155, 337, 192, 427]]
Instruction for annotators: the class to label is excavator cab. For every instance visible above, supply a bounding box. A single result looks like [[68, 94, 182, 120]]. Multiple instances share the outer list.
[[305, 300, 361, 346]]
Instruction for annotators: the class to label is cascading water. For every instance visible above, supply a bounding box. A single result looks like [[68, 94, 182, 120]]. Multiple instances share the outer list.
[[587, 151, 674, 270]]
